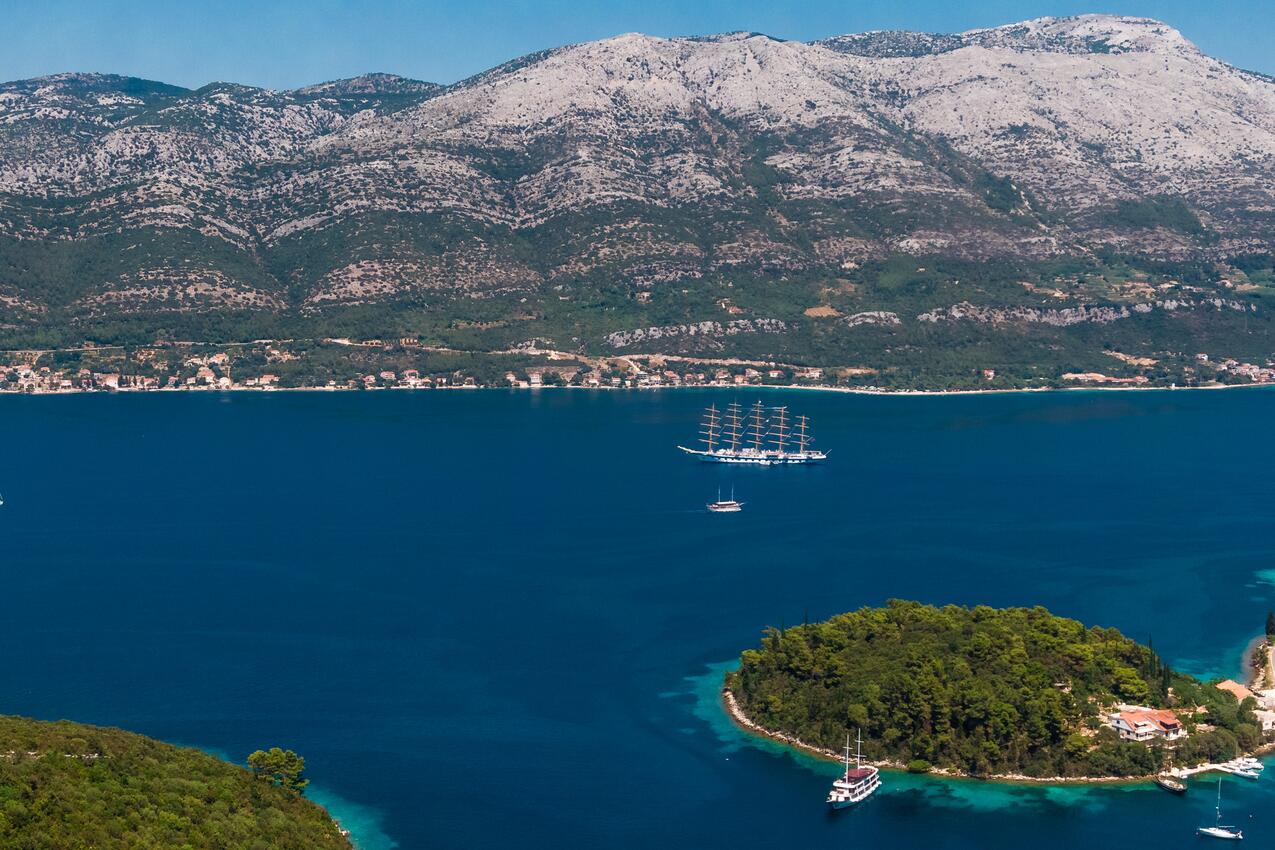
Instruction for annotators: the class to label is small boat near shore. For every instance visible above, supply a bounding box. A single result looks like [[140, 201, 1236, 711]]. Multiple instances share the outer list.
[[1218, 763, 1261, 779], [826, 729, 880, 810], [1156, 776, 1187, 794]]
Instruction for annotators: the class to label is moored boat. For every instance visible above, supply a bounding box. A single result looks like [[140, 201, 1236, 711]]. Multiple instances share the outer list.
[[1156, 776, 1187, 794], [1197, 777, 1243, 840], [1218, 762, 1261, 779], [826, 729, 880, 810]]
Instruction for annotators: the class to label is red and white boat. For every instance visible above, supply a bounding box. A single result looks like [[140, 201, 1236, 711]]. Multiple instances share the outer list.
[[827, 729, 881, 810]]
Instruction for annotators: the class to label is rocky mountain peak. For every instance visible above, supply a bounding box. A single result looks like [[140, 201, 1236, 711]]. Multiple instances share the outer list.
[[962, 15, 1197, 56], [293, 73, 440, 97], [818, 15, 1196, 60], [0, 13, 1273, 343]]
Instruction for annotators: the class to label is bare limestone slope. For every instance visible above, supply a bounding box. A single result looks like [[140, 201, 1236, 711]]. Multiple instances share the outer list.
[[1, 14, 1273, 378]]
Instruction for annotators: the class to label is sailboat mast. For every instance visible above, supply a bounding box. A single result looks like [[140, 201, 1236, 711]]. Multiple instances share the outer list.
[[699, 405, 720, 451], [795, 415, 810, 453], [770, 406, 789, 454], [749, 401, 766, 451], [724, 403, 743, 452], [856, 728, 863, 770]]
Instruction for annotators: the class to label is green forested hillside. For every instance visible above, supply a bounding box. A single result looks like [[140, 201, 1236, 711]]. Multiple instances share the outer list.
[[0, 716, 351, 850], [726, 601, 1267, 778]]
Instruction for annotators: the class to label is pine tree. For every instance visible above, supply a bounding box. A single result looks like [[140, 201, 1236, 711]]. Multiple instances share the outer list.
[[247, 747, 309, 794]]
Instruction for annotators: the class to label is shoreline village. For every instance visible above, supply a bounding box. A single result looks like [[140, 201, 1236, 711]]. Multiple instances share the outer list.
[[2, 340, 1273, 396]]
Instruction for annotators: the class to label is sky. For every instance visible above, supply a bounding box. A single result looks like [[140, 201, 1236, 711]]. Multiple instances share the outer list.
[[5, 0, 1275, 90]]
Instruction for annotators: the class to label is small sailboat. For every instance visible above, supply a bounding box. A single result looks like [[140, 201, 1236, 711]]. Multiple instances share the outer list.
[[1156, 775, 1187, 794], [707, 486, 743, 513], [826, 729, 880, 810], [1197, 776, 1243, 840]]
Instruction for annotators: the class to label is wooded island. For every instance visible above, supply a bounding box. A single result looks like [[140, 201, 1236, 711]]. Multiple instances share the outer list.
[[726, 601, 1271, 779]]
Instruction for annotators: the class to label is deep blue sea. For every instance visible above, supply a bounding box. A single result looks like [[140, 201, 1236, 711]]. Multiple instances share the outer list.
[[3, 387, 1275, 849]]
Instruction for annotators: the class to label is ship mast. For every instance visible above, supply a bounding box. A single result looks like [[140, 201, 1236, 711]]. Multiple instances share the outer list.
[[748, 401, 766, 452], [699, 405, 720, 452], [724, 402, 744, 452], [795, 415, 812, 454], [770, 406, 789, 455]]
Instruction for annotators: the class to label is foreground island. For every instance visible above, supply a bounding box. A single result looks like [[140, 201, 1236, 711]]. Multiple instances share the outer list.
[[725, 600, 1272, 780], [0, 716, 351, 849]]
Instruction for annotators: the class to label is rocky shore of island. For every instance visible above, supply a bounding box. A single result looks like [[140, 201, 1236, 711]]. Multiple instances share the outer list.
[[722, 687, 1274, 785], [721, 688, 1157, 785]]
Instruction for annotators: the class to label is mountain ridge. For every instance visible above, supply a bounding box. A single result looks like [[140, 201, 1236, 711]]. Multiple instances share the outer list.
[[0, 13, 1273, 387]]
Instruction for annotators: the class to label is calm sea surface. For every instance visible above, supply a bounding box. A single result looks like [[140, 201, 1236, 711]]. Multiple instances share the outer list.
[[2, 388, 1274, 849]]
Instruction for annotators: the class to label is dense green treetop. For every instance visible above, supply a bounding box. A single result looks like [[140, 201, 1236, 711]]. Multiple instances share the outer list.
[[726, 600, 1266, 778], [249, 747, 310, 793], [0, 716, 351, 850]]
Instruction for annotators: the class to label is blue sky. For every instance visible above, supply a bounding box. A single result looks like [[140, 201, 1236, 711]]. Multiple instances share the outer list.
[[7, 1, 1274, 89]]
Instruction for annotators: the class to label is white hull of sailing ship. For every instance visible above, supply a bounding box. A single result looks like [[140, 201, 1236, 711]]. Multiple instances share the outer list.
[[678, 447, 827, 465], [679, 402, 827, 465], [827, 731, 880, 810]]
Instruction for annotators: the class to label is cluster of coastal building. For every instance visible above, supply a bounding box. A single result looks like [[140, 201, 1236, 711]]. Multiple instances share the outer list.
[[2, 336, 1273, 394], [1208, 356, 1275, 383], [503, 366, 826, 389], [1108, 679, 1275, 743], [2, 356, 283, 393], [0, 348, 829, 393], [1062, 353, 1275, 386]]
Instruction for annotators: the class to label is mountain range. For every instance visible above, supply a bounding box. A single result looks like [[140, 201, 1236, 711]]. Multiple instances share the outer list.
[[2, 14, 1273, 382]]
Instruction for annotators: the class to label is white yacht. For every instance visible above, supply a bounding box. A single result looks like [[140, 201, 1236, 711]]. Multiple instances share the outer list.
[[1197, 777, 1243, 840], [1218, 762, 1261, 779], [826, 729, 880, 810]]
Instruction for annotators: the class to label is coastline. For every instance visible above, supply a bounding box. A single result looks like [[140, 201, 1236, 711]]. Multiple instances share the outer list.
[[720, 688, 1271, 786], [1246, 633, 1275, 691], [1, 380, 1273, 399]]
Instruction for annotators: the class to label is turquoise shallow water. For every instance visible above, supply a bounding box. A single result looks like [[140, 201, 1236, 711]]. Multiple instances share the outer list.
[[1, 387, 1274, 848]]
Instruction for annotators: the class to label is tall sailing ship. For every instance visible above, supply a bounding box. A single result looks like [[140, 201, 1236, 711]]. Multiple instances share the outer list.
[[678, 401, 827, 465]]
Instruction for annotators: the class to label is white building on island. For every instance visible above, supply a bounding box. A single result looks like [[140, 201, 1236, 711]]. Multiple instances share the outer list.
[[1108, 707, 1187, 742]]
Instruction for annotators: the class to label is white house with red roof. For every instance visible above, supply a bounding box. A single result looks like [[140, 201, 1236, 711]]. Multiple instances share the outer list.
[[1107, 707, 1186, 742]]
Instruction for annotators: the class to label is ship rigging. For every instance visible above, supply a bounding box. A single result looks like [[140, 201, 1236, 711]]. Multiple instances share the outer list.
[[678, 401, 827, 465]]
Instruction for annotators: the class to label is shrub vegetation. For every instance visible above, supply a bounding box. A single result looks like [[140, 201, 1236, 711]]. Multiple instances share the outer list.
[[0, 716, 350, 849]]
